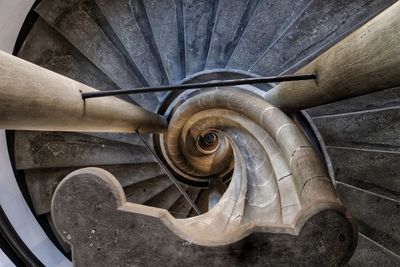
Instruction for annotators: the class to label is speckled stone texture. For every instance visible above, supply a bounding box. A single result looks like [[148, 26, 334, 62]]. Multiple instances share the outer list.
[[51, 168, 356, 267]]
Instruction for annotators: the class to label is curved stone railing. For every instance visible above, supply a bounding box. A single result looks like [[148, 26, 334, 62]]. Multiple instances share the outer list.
[[162, 88, 340, 230], [49, 88, 356, 265]]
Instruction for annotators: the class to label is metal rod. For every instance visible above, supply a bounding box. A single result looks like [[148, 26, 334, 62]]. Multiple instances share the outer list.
[[82, 74, 316, 99], [136, 131, 201, 215]]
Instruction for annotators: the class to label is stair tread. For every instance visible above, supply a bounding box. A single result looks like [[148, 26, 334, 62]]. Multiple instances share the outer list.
[[17, 18, 137, 104], [227, 0, 309, 71], [125, 175, 173, 204], [15, 131, 155, 170], [313, 107, 400, 152], [336, 182, 400, 255], [205, 0, 259, 69], [183, 0, 219, 75], [251, 0, 397, 76], [142, 0, 185, 83], [348, 233, 400, 266], [194, 189, 209, 215], [82, 132, 146, 147], [307, 87, 400, 117], [36, 0, 158, 110], [327, 147, 400, 200], [169, 187, 201, 218], [144, 184, 186, 210], [94, 0, 168, 88], [25, 163, 164, 215]]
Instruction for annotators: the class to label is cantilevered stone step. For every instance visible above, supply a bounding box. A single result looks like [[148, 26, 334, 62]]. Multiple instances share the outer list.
[[125, 175, 173, 204], [169, 187, 201, 218], [183, 0, 219, 75], [328, 147, 400, 201], [15, 131, 154, 170], [306, 87, 400, 117], [205, 0, 260, 69], [227, 0, 309, 71], [142, 0, 185, 83], [193, 189, 210, 215], [313, 107, 400, 151], [348, 234, 400, 267], [144, 185, 187, 210], [35, 0, 159, 110], [94, 0, 168, 87], [251, 0, 397, 76], [25, 163, 164, 215], [17, 18, 136, 105], [336, 182, 400, 255], [83, 132, 148, 147]]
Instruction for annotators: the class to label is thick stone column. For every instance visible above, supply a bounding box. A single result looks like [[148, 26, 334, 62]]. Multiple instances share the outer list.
[[0, 51, 167, 133], [264, 1, 400, 111]]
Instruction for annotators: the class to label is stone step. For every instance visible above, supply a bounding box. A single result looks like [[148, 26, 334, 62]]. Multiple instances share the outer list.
[[306, 87, 400, 117], [336, 182, 400, 255], [227, 0, 309, 71], [348, 233, 400, 266], [82, 132, 147, 147], [94, 0, 169, 90], [25, 163, 164, 215], [125, 175, 173, 204], [205, 0, 260, 69], [328, 147, 400, 201], [18, 18, 136, 104], [183, 0, 219, 75], [15, 131, 155, 170], [250, 0, 397, 76], [169, 187, 202, 218], [193, 189, 210, 215], [313, 107, 400, 152], [144, 184, 187, 210], [142, 0, 186, 83], [36, 0, 159, 110]]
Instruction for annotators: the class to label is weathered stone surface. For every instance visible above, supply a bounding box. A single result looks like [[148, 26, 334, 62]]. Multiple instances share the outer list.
[[143, 0, 186, 83], [327, 147, 400, 201], [25, 163, 164, 215], [205, 0, 259, 69], [124, 175, 173, 204], [252, 0, 397, 76], [15, 131, 155, 169], [18, 18, 121, 96], [36, 0, 159, 110], [181, 70, 272, 92], [336, 182, 400, 255], [264, 1, 400, 111], [227, 0, 309, 71], [306, 87, 400, 117], [313, 108, 400, 151], [183, 0, 219, 75], [52, 168, 356, 266], [144, 185, 187, 210], [82, 132, 148, 147], [169, 187, 201, 218], [349, 234, 400, 267], [94, 0, 168, 87]]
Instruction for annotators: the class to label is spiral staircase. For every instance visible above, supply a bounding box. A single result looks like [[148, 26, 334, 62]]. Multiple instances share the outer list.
[[0, 0, 399, 266]]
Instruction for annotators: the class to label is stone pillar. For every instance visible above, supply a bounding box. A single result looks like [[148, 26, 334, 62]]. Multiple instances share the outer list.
[[264, 1, 400, 111], [0, 51, 167, 133]]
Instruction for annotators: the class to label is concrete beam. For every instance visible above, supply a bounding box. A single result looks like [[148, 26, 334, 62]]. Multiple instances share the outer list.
[[0, 51, 167, 133], [264, 1, 400, 111]]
